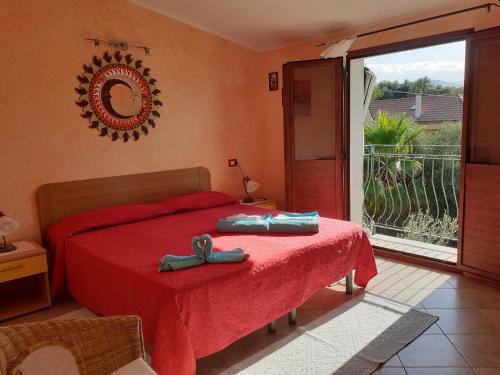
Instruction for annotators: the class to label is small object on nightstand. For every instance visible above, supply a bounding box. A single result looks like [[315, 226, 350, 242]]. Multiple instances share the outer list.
[[0, 211, 20, 253], [0, 240, 51, 321], [239, 198, 277, 210]]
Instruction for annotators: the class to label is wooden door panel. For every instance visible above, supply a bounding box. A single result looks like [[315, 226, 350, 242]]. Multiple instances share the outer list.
[[460, 28, 500, 280], [293, 160, 336, 217], [283, 58, 344, 219], [461, 164, 500, 279]]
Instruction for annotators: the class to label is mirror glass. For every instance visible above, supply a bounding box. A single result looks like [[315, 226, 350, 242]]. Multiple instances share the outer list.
[[110, 83, 135, 115]]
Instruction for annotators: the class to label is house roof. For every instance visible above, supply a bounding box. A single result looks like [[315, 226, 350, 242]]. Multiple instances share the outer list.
[[368, 95, 463, 124]]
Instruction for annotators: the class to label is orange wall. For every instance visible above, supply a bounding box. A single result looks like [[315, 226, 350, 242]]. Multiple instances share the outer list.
[[258, 0, 500, 209], [1, 0, 263, 241]]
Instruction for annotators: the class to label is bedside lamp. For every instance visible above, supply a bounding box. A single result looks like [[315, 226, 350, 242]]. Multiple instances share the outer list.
[[0, 211, 19, 253], [229, 159, 260, 203], [243, 178, 260, 203]]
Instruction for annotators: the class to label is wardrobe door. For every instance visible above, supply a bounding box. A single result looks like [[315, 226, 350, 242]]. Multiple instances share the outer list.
[[460, 27, 500, 280], [283, 58, 344, 219]]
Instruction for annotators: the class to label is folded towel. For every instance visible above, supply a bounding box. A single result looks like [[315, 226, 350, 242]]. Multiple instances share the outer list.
[[192, 234, 249, 263], [217, 214, 271, 233], [274, 211, 319, 218], [269, 211, 320, 234], [159, 234, 249, 272], [158, 254, 205, 272], [226, 214, 268, 222]]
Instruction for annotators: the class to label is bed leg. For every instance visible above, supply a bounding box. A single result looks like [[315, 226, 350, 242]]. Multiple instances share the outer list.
[[267, 320, 277, 333], [288, 309, 297, 325], [346, 271, 354, 295]]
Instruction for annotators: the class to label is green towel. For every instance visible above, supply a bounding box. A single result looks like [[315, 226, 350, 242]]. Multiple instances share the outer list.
[[158, 255, 205, 272], [158, 234, 249, 272]]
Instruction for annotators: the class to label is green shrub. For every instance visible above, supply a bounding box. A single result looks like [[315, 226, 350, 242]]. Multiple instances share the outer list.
[[399, 210, 458, 246]]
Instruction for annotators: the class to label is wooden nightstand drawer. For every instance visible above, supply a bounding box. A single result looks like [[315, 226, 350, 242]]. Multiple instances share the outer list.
[[239, 199, 277, 210], [0, 255, 48, 283]]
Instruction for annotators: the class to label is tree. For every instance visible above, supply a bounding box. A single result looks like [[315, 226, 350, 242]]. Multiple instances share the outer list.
[[364, 111, 423, 153], [363, 112, 424, 229], [373, 76, 464, 100]]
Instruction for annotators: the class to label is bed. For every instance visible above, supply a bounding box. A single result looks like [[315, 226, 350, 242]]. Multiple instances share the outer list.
[[36, 167, 377, 375]]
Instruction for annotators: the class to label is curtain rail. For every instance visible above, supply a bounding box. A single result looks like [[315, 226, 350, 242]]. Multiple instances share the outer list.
[[315, 2, 500, 47]]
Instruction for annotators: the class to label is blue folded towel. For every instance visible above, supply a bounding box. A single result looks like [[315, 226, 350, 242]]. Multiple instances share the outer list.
[[158, 234, 249, 272], [269, 211, 320, 234], [217, 214, 271, 233], [158, 255, 205, 272]]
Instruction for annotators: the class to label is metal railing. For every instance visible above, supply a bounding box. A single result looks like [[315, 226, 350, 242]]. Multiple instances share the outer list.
[[363, 144, 461, 246]]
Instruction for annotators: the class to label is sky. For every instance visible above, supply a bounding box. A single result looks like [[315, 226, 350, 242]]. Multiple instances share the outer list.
[[364, 41, 466, 84]]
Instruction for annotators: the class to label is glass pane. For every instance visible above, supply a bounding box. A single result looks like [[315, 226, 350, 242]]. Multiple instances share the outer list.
[[293, 66, 335, 161]]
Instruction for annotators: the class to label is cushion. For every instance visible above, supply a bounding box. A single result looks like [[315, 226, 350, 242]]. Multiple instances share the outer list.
[[17, 345, 79, 375], [110, 358, 157, 375]]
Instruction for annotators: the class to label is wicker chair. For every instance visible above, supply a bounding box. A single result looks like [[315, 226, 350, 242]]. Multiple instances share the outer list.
[[0, 315, 146, 375]]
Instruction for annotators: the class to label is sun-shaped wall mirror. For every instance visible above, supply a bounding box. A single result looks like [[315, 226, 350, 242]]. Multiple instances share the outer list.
[[76, 51, 162, 142]]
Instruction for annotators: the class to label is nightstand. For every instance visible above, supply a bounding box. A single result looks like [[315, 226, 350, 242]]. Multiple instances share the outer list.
[[239, 199, 277, 210], [0, 241, 51, 321]]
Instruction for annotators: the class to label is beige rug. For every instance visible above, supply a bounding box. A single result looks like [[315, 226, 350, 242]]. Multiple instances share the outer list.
[[54, 294, 437, 375], [220, 294, 438, 375]]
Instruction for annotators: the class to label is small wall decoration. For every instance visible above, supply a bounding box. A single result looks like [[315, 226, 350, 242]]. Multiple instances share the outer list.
[[268, 72, 278, 91], [75, 51, 162, 142]]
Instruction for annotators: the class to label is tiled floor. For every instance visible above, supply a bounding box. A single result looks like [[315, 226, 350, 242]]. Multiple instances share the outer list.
[[370, 234, 458, 263], [3, 257, 500, 374]]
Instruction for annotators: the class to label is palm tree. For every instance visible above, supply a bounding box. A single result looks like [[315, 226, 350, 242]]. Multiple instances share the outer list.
[[363, 112, 424, 229], [364, 111, 423, 154]]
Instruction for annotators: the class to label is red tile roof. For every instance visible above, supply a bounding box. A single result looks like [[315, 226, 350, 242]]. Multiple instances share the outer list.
[[368, 95, 463, 123]]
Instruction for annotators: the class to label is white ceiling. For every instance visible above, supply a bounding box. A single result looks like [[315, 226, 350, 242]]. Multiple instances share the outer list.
[[128, 0, 468, 51]]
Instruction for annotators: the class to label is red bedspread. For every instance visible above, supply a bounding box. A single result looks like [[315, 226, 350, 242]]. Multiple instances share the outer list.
[[47, 192, 376, 375]]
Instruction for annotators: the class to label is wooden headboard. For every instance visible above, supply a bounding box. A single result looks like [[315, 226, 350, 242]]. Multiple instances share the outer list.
[[36, 167, 211, 239]]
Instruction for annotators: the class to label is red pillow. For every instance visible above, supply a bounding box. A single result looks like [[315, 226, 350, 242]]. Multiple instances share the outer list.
[[158, 191, 237, 213]]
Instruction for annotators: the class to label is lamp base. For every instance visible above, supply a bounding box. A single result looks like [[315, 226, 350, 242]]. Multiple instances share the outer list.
[[242, 197, 255, 203], [0, 243, 17, 253]]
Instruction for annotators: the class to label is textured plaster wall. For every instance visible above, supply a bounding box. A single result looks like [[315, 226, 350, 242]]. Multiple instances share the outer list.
[[1, 0, 264, 241]]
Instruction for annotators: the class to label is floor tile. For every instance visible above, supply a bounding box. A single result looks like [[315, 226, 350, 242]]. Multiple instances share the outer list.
[[383, 355, 403, 367], [398, 335, 468, 367], [422, 322, 444, 334], [320, 288, 357, 310], [196, 368, 219, 375], [374, 368, 407, 375], [420, 289, 481, 309], [448, 275, 500, 290], [457, 288, 500, 309], [427, 309, 500, 334], [474, 369, 500, 375], [448, 335, 500, 368], [478, 309, 500, 331], [298, 290, 324, 311], [405, 368, 474, 375]]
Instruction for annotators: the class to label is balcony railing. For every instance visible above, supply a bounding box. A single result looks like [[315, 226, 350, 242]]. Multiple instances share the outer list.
[[363, 144, 461, 247]]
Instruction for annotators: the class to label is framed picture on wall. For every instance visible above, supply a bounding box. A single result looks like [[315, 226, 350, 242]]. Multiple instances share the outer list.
[[293, 80, 311, 116], [269, 72, 279, 91]]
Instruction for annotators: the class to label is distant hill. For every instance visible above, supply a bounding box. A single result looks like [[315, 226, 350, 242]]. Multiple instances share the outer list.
[[430, 79, 463, 88]]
